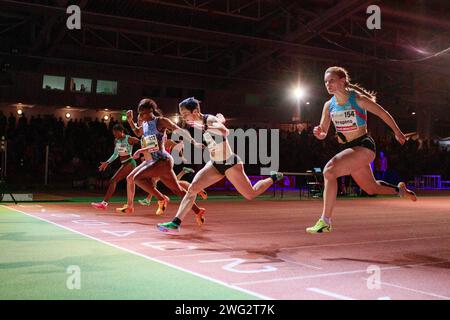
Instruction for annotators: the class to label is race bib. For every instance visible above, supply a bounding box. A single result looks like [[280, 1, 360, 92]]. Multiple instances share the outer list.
[[331, 110, 358, 132], [116, 143, 128, 154], [203, 132, 217, 149], [142, 135, 159, 153]]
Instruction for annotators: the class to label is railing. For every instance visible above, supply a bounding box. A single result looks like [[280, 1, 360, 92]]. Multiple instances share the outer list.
[[273, 172, 324, 199], [414, 175, 442, 189]]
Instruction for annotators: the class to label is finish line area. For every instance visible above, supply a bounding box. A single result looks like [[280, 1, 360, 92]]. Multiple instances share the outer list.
[[1, 195, 449, 300]]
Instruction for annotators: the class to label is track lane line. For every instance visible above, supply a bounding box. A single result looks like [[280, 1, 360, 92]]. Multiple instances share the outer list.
[[2, 205, 273, 300]]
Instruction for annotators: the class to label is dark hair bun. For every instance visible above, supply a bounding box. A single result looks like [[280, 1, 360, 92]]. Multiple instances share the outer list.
[[179, 97, 200, 111]]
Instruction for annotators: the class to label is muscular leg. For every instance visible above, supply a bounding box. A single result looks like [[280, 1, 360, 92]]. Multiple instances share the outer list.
[[133, 161, 171, 200], [104, 162, 135, 202], [351, 165, 398, 196], [176, 171, 186, 180], [178, 180, 190, 191], [176, 179, 208, 202], [159, 168, 204, 214], [144, 177, 160, 202], [126, 161, 166, 208], [224, 164, 274, 200], [174, 162, 224, 222], [321, 147, 375, 219]]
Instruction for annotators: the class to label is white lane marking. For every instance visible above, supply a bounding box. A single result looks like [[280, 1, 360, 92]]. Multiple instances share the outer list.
[[51, 213, 81, 218], [361, 278, 450, 300], [306, 288, 355, 300], [234, 260, 450, 286], [101, 230, 136, 237], [72, 220, 109, 226], [141, 241, 197, 251], [1, 205, 272, 300], [200, 258, 277, 274]]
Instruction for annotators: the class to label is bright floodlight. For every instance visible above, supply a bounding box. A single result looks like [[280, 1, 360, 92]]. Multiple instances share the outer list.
[[292, 87, 305, 100]]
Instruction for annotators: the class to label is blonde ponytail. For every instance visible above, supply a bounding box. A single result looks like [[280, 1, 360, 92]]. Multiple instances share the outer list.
[[347, 83, 376, 102]]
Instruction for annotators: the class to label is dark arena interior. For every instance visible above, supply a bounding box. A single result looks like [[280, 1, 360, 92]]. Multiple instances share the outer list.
[[0, 0, 449, 309]]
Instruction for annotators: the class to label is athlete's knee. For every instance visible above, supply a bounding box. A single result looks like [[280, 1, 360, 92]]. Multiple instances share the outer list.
[[323, 166, 336, 180], [126, 173, 136, 183], [323, 159, 337, 178], [187, 183, 202, 195], [179, 181, 190, 190]]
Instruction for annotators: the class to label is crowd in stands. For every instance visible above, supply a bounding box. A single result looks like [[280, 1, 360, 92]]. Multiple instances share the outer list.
[[1, 111, 449, 190]]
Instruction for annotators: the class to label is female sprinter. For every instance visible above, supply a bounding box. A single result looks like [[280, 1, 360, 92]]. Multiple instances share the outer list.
[[117, 98, 206, 225], [131, 115, 207, 208], [306, 66, 417, 234], [138, 154, 208, 206], [91, 124, 139, 210], [132, 112, 170, 210], [157, 97, 283, 233]]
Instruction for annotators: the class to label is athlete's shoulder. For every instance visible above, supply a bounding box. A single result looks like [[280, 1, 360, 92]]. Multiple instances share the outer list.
[[127, 135, 138, 143], [352, 89, 374, 103], [355, 94, 372, 106], [324, 99, 332, 111], [156, 116, 170, 125]]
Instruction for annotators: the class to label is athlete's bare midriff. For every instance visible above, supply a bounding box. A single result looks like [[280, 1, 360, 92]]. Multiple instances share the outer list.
[[119, 155, 132, 162], [336, 125, 368, 144]]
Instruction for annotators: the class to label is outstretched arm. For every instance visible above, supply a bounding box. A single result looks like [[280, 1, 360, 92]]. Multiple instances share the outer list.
[[187, 115, 229, 136], [158, 117, 204, 149], [127, 136, 140, 145], [358, 96, 406, 145], [105, 147, 119, 165], [99, 144, 118, 171]]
